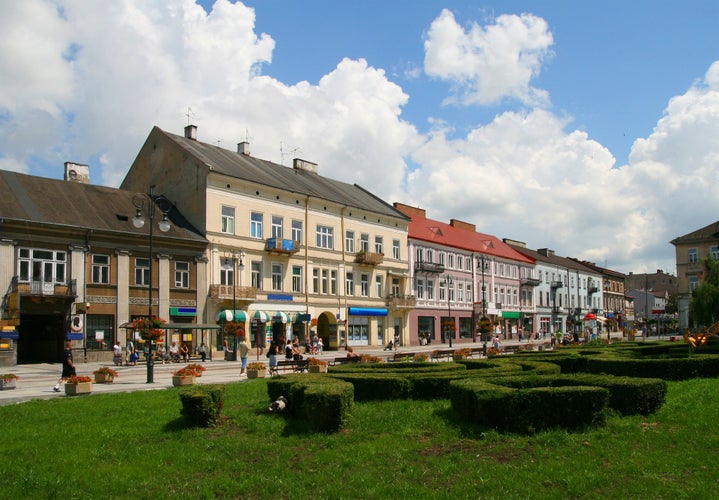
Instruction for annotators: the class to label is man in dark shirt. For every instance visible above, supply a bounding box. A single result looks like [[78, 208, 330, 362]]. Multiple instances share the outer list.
[[53, 340, 76, 392]]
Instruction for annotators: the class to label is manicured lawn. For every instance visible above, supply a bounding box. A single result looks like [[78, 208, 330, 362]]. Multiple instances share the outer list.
[[1, 377, 718, 498]]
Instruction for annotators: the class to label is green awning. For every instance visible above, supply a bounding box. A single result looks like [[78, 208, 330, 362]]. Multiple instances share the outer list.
[[502, 311, 521, 319], [252, 310, 271, 322], [216, 310, 248, 322]]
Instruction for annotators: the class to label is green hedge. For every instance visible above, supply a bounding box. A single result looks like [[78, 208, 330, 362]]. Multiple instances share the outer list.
[[585, 355, 719, 380], [178, 384, 225, 427], [266, 375, 354, 432]]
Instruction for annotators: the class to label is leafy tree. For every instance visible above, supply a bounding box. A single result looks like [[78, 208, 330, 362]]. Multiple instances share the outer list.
[[665, 294, 678, 315], [690, 255, 719, 327]]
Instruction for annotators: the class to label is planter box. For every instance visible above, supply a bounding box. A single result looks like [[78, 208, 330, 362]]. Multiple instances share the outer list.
[[0, 378, 17, 390], [172, 375, 196, 387], [94, 373, 115, 384], [308, 365, 327, 373], [65, 382, 92, 396], [246, 369, 265, 379]]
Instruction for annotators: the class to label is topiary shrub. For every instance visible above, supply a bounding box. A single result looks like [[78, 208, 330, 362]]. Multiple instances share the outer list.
[[178, 384, 225, 427]]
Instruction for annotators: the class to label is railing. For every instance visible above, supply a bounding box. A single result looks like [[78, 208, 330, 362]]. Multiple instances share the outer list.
[[552, 306, 563, 314], [13, 278, 77, 297], [414, 261, 445, 273], [386, 295, 417, 309], [550, 281, 563, 289], [521, 277, 541, 286], [355, 251, 384, 266], [208, 284, 257, 300], [265, 238, 300, 255], [588, 285, 599, 294]]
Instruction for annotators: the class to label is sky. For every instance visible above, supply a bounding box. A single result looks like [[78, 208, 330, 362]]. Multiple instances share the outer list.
[[2, 0, 719, 277]]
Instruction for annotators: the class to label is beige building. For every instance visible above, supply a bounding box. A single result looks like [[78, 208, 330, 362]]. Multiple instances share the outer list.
[[671, 220, 719, 329], [121, 125, 413, 351]]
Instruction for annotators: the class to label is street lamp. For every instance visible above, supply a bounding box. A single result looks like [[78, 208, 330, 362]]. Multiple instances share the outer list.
[[443, 274, 454, 348], [222, 250, 245, 360], [132, 186, 172, 384], [478, 255, 488, 344]]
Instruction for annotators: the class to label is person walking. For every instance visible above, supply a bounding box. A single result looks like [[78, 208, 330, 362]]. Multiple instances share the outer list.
[[53, 340, 76, 392], [238, 337, 249, 374]]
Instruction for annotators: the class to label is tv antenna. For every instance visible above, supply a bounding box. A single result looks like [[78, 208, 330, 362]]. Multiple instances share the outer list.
[[183, 107, 196, 125], [280, 141, 301, 166]]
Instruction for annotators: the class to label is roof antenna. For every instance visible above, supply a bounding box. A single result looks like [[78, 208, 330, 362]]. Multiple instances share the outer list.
[[183, 107, 196, 125], [280, 141, 301, 166]]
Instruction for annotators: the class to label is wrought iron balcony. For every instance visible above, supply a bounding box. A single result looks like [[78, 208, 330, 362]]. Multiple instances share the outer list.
[[386, 294, 417, 310], [414, 261, 445, 273], [208, 284, 257, 301], [355, 251, 384, 266], [265, 238, 300, 255], [521, 277, 541, 287], [588, 285, 599, 294], [550, 280, 563, 289]]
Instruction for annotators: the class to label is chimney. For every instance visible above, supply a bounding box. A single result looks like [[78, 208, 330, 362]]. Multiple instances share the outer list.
[[450, 219, 475, 232], [237, 141, 250, 155], [393, 202, 426, 219], [184, 125, 197, 141], [293, 158, 318, 174], [537, 248, 554, 257], [64, 162, 90, 184], [503, 238, 526, 248]]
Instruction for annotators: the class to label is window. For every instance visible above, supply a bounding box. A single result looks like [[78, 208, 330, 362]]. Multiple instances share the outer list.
[[346, 272, 354, 296], [175, 262, 189, 288], [250, 212, 263, 239], [271, 216, 283, 239], [457, 255, 464, 271], [712, 246, 719, 259], [330, 270, 337, 295], [439, 281, 446, 301], [466, 283, 472, 302], [426, 249, 434, 263], [457, 282, 464, 302], [220, 259, 234, 286], [415, 248, 423, 262], [360, 273, 369, 296], [292, 220, 303, 244], [427, 279, 435, 300], [92, 254, 110, 284], [438, 252, 444, 266], [135, 258, 150, 286], [346, 230, 355, 253], [417, 279, 424, 299], [18, 248, 66, 284], [312, 269, 319, 293], [688, 248, 698, 263], [271, 263, 283, 291], [374, 236, 383, 254], [448, 281, 455, 302], [689, 276, 699, 293], [221, 206, 235, 234], [376, 275, 383, 297], [316, 225, 334, 249], [251, 261, 262, 289], [359, 233, 369, 252], [391, 278, 400, 296], [292, 266, 302, 293], [322, 269, 329, 294], [448, 254, 454, 269], [392, 239, 400, 260]]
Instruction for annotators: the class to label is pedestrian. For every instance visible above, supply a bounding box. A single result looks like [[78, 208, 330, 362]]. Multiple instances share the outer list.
[[238, 337, 249, 374], [112, 341, 122, 366], [317, 337, 324, 354], [267, 340, 279, 376], [198, 343, 207, 362], [53, 340, 76, 392], [126, 339, 134, 366]]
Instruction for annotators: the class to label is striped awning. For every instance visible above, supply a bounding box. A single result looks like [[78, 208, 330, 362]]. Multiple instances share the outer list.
[[252, 310, 271, 322], [273, 312, 290, 323], [216, 310, 248, 322]]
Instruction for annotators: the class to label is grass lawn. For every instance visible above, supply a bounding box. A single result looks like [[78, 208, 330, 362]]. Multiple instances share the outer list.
[[1, 377, 718, 499]]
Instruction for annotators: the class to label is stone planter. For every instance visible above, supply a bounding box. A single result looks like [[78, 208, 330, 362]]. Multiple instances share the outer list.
[[94, 373, 115, 384], [65, 382, 92, 396], [308, 364, 327, 374], [0, 378, 17, 390], [246, 369, 265, 379], [172, 375, 196, 387]]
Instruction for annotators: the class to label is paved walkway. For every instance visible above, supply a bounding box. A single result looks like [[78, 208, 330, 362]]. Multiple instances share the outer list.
[[0, 333, 632, 406]]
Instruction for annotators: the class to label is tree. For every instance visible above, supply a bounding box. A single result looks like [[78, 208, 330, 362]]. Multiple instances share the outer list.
[[690, 255, 719, 327]]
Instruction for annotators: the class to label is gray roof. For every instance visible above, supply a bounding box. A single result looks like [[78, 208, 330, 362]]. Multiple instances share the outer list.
[[670, 220, 719, 245], [0, 170, 206, 243], [161, 127, 410, 221], [507, 244, 599, 274]]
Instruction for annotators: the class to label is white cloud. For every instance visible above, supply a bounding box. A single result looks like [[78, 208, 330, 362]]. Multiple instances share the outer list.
[[424, 9, 553, 107]]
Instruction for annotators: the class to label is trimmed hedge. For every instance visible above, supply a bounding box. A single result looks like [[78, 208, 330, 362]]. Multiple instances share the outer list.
[[178, 384, 225, 427], [266, 375, 354, 432], [585, 354, 719, 380]]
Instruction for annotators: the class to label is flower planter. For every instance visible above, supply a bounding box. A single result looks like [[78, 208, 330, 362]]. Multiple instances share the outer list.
[[65, 382, 92, 396], [246, 369, 265, 379], [172, 375, 196, 387], [0, 379, 17, 390], [308, 364, 327, 374], [94, 373, 115, 384]]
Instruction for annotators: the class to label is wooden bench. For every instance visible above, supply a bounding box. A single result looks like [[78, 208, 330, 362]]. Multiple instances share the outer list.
[[390, 352, 416, 362], [271, 359, 309, 375], [329, 356, 361, 366], [469, 347, 485, 358], [430, 349, 455, 362]]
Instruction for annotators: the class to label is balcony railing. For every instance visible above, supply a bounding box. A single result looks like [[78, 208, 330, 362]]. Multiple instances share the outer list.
[[414, 261, 445, 273], [13, 278, 77, 298], [355, 251, 384, 266], [552, 306, 563, 314], [550, 281, 563, 289], [521, 277, 541, 287], [386, 294, 417, 309], [208, 284, 257, 301], [265, 238, 300, 255], [588, 285, 599, 294]]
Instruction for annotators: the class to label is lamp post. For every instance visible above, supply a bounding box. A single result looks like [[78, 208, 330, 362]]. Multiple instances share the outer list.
[[444, 274, 454, 348], [222, 250, 245, 360], [478, 255, 488, 343], [132, 186, 172, 384]]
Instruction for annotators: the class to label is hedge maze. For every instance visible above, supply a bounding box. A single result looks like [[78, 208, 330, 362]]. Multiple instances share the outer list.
[[264, 342, 719, 434]]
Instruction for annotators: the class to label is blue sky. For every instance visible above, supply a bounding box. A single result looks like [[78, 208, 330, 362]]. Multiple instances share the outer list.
[[2, 0, 719, 276]]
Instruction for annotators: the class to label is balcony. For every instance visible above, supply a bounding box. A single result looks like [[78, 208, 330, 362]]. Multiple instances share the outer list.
[[414, 261, 445, 273], [550, 280, 563, 289], [265, 238, 300, 255], [14, 278, 77, 298], [552, 306, 563, 314], [386, 294, 417, 310], [355, 251, 384, 266], [208, 284, 257, 301], [588, 285, 599, 294], [521, 277, 541, 287]]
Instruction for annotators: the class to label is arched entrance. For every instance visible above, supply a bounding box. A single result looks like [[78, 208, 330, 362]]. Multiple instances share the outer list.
[[316, 311, 338, 350]]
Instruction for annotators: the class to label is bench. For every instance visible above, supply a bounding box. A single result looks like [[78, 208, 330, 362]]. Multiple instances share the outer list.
[[329, 356, 361, 366], [271, 359, 309, 375], [429, 349, 455, 362], [390, 352, 416, 362], [469, 347, 485, 358]]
